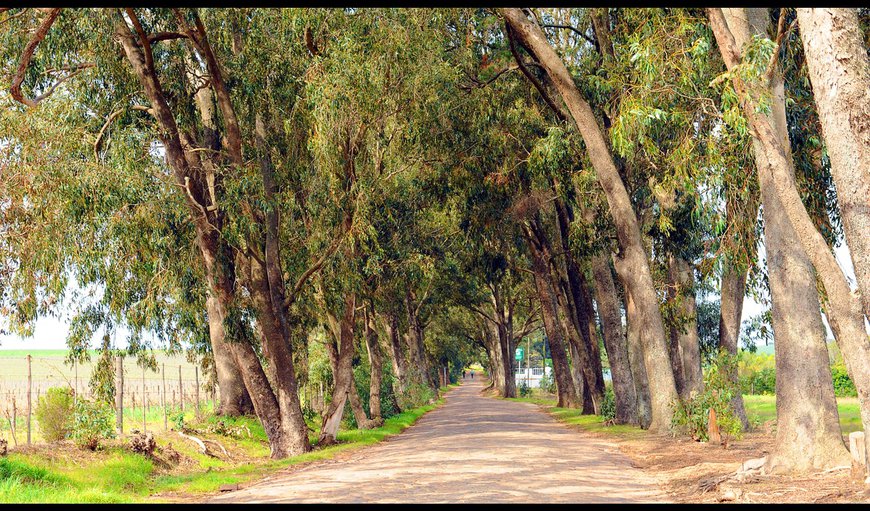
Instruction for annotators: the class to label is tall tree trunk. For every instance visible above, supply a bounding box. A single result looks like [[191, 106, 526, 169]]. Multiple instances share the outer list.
[[718, 259, 751, 429], [668, 255, 703, 399], [319, 294, 358, 444], [567, 341, 589, 412], [382, 311, 410, 399], [797, 8, 870, 318], [525, 225, 580, 408], [483, 325, 503, 393], [591, 253, 638, 424], [490, 286, 518, 398], [712, 6, 870, 444], [625, 286, 652, 428], [207, 296, 254, 416], [185, 57, 253, 418], [502, 9, 679, 431], [364, 304, 384, 423], [405, 290, 437, 393], [713, 8, 850, 472], [554, 198, 606, 413]]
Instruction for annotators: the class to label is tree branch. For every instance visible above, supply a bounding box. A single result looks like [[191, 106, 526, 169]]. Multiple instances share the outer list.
[[9, 8, 60, 107], [148, 31, 189, 44], [541, 24, 596, 45], [125, 9, 154, 74], [506, 22, 569, 122], [765, 9, 797, 84]]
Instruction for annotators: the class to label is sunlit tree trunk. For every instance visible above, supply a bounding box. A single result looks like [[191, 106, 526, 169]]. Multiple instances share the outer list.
[[711, 8, 851, 472], [797, 8, 870, 319]]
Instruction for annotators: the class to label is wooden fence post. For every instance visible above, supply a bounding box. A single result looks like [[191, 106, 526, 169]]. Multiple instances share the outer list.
[[178, 365, 184, 414], [194, 365, 200, 418], [115, 355, 124, 434], [26, 355, 31, 445], [162, 363, 167, 430], [142, 364, 147, 434]]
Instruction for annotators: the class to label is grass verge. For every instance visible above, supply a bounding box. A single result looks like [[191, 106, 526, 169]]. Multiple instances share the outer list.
[[0, 385, 456, 503], [506, 391, 861, 438]]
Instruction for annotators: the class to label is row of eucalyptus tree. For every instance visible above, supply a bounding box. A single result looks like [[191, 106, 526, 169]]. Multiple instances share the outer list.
[[2, 8, 869, 475]]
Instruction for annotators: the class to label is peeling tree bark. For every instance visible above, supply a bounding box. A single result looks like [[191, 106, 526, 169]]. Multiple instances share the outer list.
[[797, 8, 870, 319], [711, 7, 851, 472]]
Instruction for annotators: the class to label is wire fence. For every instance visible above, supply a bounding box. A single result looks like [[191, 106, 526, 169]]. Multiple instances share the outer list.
[[0, 353, 217, 446]]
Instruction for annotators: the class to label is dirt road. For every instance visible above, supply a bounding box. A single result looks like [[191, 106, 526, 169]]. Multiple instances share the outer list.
[[210, 378, 666, 503]]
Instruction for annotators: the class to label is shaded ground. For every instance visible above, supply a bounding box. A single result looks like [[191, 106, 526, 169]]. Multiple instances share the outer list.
[[210, 378, 666, 503]]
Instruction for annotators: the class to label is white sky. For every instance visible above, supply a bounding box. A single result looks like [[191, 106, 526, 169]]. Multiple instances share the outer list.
[[0, 239, 858, 352]]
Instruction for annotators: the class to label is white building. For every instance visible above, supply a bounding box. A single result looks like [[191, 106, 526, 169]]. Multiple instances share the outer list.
[[514, 366, 551, 388]]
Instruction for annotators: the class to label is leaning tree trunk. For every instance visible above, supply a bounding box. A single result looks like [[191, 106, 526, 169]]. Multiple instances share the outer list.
[[187, 62, 252, 418], [797, 8, 870, 319], [526, 228, 580, 408], [712, 6, 870, 445], [713, 8, 851, 472], [668, 255, 704, 399], [405, 291, 437, 393], [591, 253, 638, 424], [207, 296, 254, 416], [319, 294, 359, 445], [554, 198, 605, 413], [502, 8, 678, 431], [364, 305, 384, 423]]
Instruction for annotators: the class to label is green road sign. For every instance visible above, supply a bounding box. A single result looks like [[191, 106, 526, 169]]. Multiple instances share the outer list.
[[515, 347, 524, 360]]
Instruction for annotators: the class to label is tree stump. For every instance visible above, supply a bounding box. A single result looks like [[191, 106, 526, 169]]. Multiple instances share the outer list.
[[708, 408, 721, 444], [849, 431, 868, 482]]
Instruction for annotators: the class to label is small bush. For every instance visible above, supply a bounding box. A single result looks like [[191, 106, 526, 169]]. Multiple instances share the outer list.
[[70, 399, 115, 450], [600, 387, 616, 421], [518, 381, 532, 397], [170, 411, 186, 432], [396, 382, 435, 411], [539, 371, 556, 394], [35, 387, 74, 442], [831, 364, 857, 397], [672, 350, 742, 443]]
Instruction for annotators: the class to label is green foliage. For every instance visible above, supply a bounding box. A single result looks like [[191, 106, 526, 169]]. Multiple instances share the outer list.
[[600, 386, 616, 422], [70, 399, 115, 451], [170, 411, 186, 432], [831, 364, 858, 398], [741, 367, 776, 395], [34, 387, 75, 442], [671, 351, 742, 442], [395, 382, 436, 412]]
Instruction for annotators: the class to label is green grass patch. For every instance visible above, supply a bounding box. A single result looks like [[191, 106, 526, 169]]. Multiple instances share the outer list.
[[744, 394, 862, 434], [504, 390, 646, 440], [1, 387, 452, 503]]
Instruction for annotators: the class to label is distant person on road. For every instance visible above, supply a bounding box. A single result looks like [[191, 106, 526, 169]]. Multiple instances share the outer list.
[[471, 370, 474, 379], [462, 370, 466, 379]]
